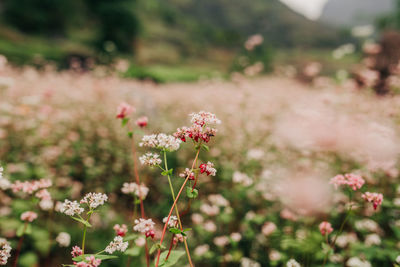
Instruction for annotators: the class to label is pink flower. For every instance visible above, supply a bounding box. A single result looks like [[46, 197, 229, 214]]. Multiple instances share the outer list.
[[362, 192, 383, 210], [71, 246, 83, 258], [113, 224, 128, 237], [136, 116, 148, 127], [74, 256, 101, 267], [35, 189, 51, 200], [20, 211, 38, 222], [330, 173, 365, 191], [116, 102, 134, 119], [319, 221, 333, 235], [179, 168, 195, 180], [199, 162, 217, 176]]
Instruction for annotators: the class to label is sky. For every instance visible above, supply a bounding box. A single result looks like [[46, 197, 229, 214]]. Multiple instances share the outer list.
[[279, 0, 330, 20]]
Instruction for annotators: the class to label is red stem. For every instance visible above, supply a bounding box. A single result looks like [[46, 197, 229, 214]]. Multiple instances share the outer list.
[[155, 148, 201, 267], [13, 223, 27, 267], [166, 235, 175, 260]]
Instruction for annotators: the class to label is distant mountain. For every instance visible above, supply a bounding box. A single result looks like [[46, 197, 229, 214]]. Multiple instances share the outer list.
[[320, 0, 395, 27]]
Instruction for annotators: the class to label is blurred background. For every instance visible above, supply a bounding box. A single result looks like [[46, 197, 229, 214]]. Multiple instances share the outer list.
[[2, 1, 400, 267]]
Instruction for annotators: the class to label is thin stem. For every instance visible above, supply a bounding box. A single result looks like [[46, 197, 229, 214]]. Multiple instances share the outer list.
[[163, 151, 193, 267], [155, 148, 201, 267], [129, 127, 150, 267], [166, 235, 175, 260], [13, 222, 28, 267], [82, 213, 92, 256]]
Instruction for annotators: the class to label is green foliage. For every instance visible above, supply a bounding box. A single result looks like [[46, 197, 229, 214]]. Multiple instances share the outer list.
[[157, 250, 185, 267]]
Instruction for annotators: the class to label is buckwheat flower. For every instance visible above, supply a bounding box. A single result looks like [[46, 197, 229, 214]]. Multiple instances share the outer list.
[[105, 236, 128, 254], [133, 218, 155, 238], [194, 244, 209, 256], [75, 256, 101, 267], [163, 216, 178, 228], [139, 134, 158, 148], [39, 199, 54, 211], [0, 238, 11, 265], [35, 189, 51, 200], [80, 193, 108, 209], [60, 200, 84, 216], [71, 246, 83, 258], [208, 194, 229, 207], [199, 161, 216, 176], [362, 192, 383, 210], [213, 236, 229, 247], [20, 211, 38, 222], [190, 111, 221, 126], [233, 171, 253, 186], [173, 234, 185, 245], [121, 183, 149, 199], [0, 178, 10, 190], [156, 133, 181, 151], [286, 259, 301, 267], [319, 221, 333, 235], [191, 213, 204, 224], [116, 102, 134, 119], [330, 173, 365, 191], [365, 233, 381, 246], [179, 168, 195, 180], [262, 222, 277, 236], [0, 167, 3, 179], [203, 220, 217, 232], [200, 204, 219, 216], [56, 232, 71, 247], [347, 257, 371, 267], [241, 258, 261, 267], [396, 255, 400, 264], [135, 237, 146, 247], [113, 224, 128, 237], [136, 116, 148, 128], [269, 250, 282, 261], [230, 232, 242, 242], [139, 153, 161, 167]]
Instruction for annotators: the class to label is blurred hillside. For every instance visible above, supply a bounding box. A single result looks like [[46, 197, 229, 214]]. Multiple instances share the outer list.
[[320, 0, 395, 27], [0, 0, 346, 68]]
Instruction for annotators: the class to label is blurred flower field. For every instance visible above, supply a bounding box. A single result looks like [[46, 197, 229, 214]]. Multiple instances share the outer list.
[[1, 54, 400, 267]]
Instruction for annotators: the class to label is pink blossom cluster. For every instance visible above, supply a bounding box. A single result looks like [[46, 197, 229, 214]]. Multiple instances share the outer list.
[[20, 211, 38, 222], [163, 216, 178, 228], [116, 102, 135, 119], [362, 192, 383, 210], [74, 256, 101, 267], [319, 221, 333, 235], [113, 224, 128, 237], [0, 238, 11, 265], [104, 236, 128, 254], [174, 111, 220, 143], [11, 179, 52, 194], [80, 192, 108, 209], [179, 168, 195, 180], [199, 162, 217, 176], [133, 218, 155, 239], [330, 173, 365, 191], [136, 116, 148, 128]]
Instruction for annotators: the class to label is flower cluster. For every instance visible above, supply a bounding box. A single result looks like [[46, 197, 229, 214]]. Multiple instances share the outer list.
[[133, 218, 155, 238], [105, 236, 128, 254], [116, 102, 135, 119], [0, 238, 11, 265], [20, 211, 38, 222], [0, 166, 10, 190], [199, 161, 217, 176], [319, 221, 333, 236], [139, 153, 162, 167], [174, 111, 220, 143], [121, 182, 149, 199], [75, 256, 101, 267], [179, 168, 195, 180], [71, 246, 83, 258], [140, 134, 181, 152], [60, 200, 85, 216], [11, 179, 52, 194], [362, 192, 383, 210], [113, 224, 128, 237], [330, 173, 365, 191], [136, 116, 148, 128], [163, 216, 178, 228], [56, 232, 71, 247], [80, 193, 108, 209]]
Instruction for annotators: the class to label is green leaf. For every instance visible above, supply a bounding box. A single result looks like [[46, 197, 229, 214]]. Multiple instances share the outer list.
[[186, 187, 198, 199], [122, 118, 129, 127], [149, 243, 165, 255], [161, 169, 173, 176], [124, 246, 141, 257], [158, 250, 185, 267], [72, 254, 118, 261], [201, 144, 210, 151], [123, 233, 139, 241], [182, 228, 192, 232], [168, 228, 181, 234], [71, 217, 92, 228], [128, 132, 133, 138], [134, 198, 141, 205], [16, 224, 26, 237]]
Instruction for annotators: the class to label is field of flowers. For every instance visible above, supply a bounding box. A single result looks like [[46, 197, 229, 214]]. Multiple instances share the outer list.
[[1, 52, 400, 267]]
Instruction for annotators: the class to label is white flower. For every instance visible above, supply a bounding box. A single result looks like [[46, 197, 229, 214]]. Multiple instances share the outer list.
[[39, 199, 54, 211], [135, 237, 146, 247], [60, 200, 84, 216], [200, 204, 219, 216], [396, 255, 400, 264], [194, 244, 209, 256], [139, 153, 162, 167], [286, 259, 301, 267], [364, 234, 381, 246], [347, 257, 371, 267], [0, 178, 10, 190], [121, 183, 149, 199], [214, 236, 229, 247], [80, 193, 108, 209], [203, 220, 216, 232], [133, 218, 155, 234], [190, 111, 221, 126], [105, 236, 128, 254], [230, 232, 242, 242], [140, 134, 181, 152], [208, 194, 229, 207], [233, 171, 253, 186], [241, 257, 261, 267], [56, 232, 71, 247], [247, 149, 265, 160], [0, 238, 11, 265], [0, 167, 3, 179], [163, 216, 178, 228]]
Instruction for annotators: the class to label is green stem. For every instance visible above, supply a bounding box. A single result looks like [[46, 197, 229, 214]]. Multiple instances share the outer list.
[[82, 212, 92, 256], [163, 151, 193, 267]]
